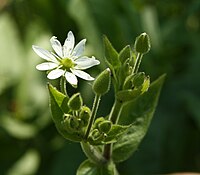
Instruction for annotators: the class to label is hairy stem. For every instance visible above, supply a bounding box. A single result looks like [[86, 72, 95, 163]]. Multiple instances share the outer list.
[[103, 99, 123, 160], [84, 94, 101, 139], [132, 53, 143, 74], [81, 141, 106, 165], [60, 76, 68, 97]]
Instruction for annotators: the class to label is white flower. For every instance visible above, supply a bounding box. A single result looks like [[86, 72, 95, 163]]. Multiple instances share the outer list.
[[32, 31, 100, 87]]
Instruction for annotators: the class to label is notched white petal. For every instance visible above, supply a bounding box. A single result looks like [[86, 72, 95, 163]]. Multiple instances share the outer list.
[[65, 71, 78, 86], [32, 45, 57, 62], [50, 36, 63, 58], [72, 39, 86, 58], [71, 69, 94, 81], [36, 62, 58, 71], [47, 69, 64, 79], [74, 56, 100, 70], [63, 31, 75, 57]]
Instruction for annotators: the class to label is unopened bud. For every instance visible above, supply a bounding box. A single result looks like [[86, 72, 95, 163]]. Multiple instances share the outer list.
[[134, 33, 151, 54], [92, 68, 111, 95], [80, 106, 91, 127], [68, 93, 83, 111]]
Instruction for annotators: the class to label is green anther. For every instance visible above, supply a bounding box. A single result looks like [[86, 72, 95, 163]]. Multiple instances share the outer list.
[[61, 58, 75, 69]]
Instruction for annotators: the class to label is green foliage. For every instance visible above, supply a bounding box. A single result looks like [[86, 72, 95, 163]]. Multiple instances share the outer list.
[[77, 159, 118, 175], [103, 36, 120, 70], [113, 74, 165, 162], [1, 0, 200, 174], [48, 84, 83, 142]]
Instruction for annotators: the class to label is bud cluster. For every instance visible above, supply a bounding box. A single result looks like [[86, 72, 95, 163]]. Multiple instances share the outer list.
[[88, 117, 112, 145]]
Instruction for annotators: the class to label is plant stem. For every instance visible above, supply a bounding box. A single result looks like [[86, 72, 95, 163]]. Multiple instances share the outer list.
[[103, 99, 123, 160], [60, 76, 68, 97], [132, 53, 143, 74], [84, 94, 101, 139], [81, 141, 106, 165]]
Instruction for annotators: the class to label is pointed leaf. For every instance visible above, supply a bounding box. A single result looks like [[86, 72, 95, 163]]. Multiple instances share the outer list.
[[48, 84, 82, 142], [48, 83, 69, 123], [113, 74, 166, 163], [103, 36, 120, 69]]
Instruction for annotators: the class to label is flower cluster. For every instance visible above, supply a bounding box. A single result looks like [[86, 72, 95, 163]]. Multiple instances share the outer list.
[[32, 31, 100, 87]]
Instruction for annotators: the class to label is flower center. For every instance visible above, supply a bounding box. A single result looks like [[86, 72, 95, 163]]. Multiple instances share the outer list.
[[61, 58, 75, 69]]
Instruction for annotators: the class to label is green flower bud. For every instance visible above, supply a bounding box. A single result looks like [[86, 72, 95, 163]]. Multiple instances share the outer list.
[[62, 114, 78, 133], [68, 93, 83, 111], [92, 68, 111, 95], [98, 120, 112, 134], [80, 106, 91, 127], [134, 33, 151, 54]]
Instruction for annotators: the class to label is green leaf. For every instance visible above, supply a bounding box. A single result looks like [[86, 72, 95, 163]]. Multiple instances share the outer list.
[[119, 45, 131, 63], [103, 36, 120, 70], [48, 83, 82, 142], [48, 83, 69, 123], [113, 74, 166, 163], [76, 159, 118, 175]]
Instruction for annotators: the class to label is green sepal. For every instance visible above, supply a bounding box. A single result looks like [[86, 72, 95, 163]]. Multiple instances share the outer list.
[[119, 45, 131, 63], [103, 35, 120, 70], [80, 106, 91, 127], [88, 124, 129, 145], [68, 93, 83, 111], [112, 74, 166, 163], [98, 120, 112, 134], [48, 83, 83, 142], [76, 159, 119, 175], [118, 59, 132, 89], [104, 124, 130, 143]]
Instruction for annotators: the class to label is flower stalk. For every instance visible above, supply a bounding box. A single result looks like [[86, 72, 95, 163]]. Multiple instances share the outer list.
[[103, 99, 124, 160], [84, 94, 101, 139]]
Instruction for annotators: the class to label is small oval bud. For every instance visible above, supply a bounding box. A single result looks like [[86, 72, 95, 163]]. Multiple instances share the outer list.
[[98, 120, 112, 134], [68, 93, 83, 111], [92, 68, 111, 95], [80, 106, 91, 127], [134, 33, 151, 54]]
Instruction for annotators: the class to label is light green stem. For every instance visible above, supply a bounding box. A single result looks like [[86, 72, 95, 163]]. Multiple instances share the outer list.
[[132, 53, 143, 74], [103, 99, 123, 160], [60, 76, 68, 97], [84, 94, 101, 139], [81, 141, 106, 165]]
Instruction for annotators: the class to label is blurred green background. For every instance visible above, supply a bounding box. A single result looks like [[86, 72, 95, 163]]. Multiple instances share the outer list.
[[0, 0, 200, 174]]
